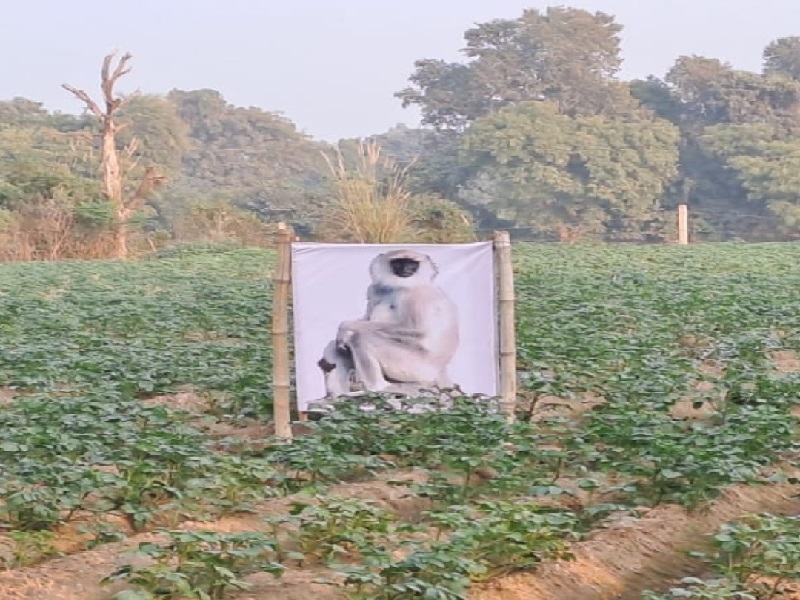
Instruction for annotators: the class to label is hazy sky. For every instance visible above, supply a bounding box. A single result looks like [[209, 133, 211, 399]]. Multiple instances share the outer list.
[[2, 0, 800, 141]]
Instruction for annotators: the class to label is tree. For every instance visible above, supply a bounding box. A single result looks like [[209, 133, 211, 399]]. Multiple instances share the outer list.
[[0, 126, 98, 208], [700, 123, 800, 233], [629, 76, 683, 124], [346, 123, 435, 166], [664, 55, 800, 132], [460, 101, 680, 240], [173, 197, 276, 247], [0, 125, 109, 260], [463, 7, 628, 115], [166, 89, 330, 230], [631, 54, 800, 239], [764, 36, 800, 80], [0, 97, 87, 134], [117, 95, 189, 177], [0, 98, 52, 128], [408, 193, 476, 243], [396, 6, 641, 132], [397, 60, 490, 132], [394, 6, 651, 235], [62, 51, 166, 259]]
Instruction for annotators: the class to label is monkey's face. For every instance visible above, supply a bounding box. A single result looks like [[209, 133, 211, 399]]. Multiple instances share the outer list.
[[370, 250, 438, 286], [389, 257, 420, 278]]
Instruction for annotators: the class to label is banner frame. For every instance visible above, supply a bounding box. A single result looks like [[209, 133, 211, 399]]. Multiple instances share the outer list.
[[270, 229, 517, 439]]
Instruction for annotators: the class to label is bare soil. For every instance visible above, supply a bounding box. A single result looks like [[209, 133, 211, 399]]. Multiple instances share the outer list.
[[141, 387, 211, 413], [0, 388, 16, 406], [772, 349, 800, 373]]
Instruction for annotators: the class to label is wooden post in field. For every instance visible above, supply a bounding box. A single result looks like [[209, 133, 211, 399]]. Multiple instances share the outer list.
[[294, 229, 308, 421], [272, 223, 293, 440], [493, 231, 517, 423], [677, 204, 689, 245]]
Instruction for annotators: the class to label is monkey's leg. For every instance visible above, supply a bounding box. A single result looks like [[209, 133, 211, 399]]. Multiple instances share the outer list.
[[348, 334, 448, 394], [345, 334, 393, 393], [318, 341, 355, 397]]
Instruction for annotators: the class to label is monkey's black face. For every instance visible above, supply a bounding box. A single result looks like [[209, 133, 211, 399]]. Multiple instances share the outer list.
[[389, 257, 420, 278]]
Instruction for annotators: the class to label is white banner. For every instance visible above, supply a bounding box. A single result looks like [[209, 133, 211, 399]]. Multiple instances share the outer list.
[[290, 242, 499, 412]]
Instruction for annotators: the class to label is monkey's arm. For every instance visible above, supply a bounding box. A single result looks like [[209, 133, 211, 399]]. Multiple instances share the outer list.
[[340, 287, 449, 350], [363, 283, 395, 320], [362, 286, 378, 320]]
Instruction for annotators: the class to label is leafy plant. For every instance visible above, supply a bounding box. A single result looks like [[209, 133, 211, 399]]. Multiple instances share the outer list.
[[642, 577, 755, 599], [266, 495, 405, 565], [711, 513, 800, 598], [331, 543, 486, 600], [103, 529, 284, 600], [0, 530, 57, 568], [646, 514, 800, 600], [424, 502, 579, 581]]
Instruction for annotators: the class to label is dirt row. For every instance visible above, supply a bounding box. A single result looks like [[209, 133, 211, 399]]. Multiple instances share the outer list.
[[472, 470, 800, 600], [1, 462, 799, 600], [0, 470, 428, 600]]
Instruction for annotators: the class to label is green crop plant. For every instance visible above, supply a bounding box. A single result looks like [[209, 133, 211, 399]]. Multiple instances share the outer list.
[[265, 495, 410, 565], [103, 529, 284, 600]]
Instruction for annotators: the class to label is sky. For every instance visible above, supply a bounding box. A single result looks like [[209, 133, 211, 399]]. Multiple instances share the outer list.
[[2, 0, 800, 142]]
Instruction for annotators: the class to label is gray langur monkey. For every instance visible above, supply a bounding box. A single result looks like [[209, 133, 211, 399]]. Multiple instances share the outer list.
[[317, 249, 459, 398]]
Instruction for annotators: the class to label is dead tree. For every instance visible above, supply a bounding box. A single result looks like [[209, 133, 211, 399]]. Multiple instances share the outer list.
[[63, 51, 166, 259]]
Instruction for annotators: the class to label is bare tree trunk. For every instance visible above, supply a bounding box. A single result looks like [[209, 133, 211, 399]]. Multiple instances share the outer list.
[[101, 122, 123, 208], [114, 218, 129, 259], [63, 52, 165, 260]]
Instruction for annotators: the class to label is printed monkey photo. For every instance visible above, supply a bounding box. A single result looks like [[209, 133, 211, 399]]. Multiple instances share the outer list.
[[317, 248, 460, 399], [291, 240, 497, 412]]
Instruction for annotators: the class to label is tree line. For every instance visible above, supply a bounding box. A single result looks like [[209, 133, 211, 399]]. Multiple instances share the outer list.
[[2, 5, 800, 260]]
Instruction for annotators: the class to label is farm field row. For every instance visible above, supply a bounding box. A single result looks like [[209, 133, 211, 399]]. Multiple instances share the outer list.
[[0, 242, 799, 599]]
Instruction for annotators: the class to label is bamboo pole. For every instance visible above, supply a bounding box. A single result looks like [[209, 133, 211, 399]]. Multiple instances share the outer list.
[[272, 223, 293, 440], [677, 204, 688, 245], [295, 232, 308, 422], [493, 231, 517, 423]]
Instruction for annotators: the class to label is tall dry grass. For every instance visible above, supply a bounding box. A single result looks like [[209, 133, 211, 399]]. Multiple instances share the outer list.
[[0, 195, 116, 262], [317, 140, 419, 243]]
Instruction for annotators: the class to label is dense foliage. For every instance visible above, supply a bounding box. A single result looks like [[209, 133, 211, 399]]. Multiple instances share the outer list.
[[395, 9, 800, 240]]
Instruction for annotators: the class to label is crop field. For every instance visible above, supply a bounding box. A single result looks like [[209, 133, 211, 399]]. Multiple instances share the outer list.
[[1, 242, 800, 600]]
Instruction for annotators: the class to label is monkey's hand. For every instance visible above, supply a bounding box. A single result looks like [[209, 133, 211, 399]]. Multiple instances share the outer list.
[[336, 319, 396, 351], [336, 321, 359, 351]]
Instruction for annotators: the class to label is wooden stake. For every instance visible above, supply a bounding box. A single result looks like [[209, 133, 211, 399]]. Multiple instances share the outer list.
[[291, 229, 308, 422], [677, 204, 688, 245], [493, 231, 517, 423], [272, 223, 293, 440]]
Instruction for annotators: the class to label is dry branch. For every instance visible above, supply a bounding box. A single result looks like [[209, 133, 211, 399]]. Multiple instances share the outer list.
[[61, 84, 103, 118], [101, 51, 134, 112], [61, 50, 159, 259]]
